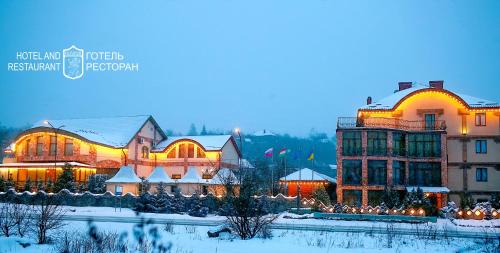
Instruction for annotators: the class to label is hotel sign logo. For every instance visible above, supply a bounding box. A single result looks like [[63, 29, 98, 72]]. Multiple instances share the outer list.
[[62, 45, 84, 80], [7, 45, 139, 80]]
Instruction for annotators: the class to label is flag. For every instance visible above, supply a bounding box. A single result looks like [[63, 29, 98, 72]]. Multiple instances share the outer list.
[[278, 148, 289, 157], [307, 150, 315, 160], [292, 150, 301, 160], [264, 148, 273, 157]]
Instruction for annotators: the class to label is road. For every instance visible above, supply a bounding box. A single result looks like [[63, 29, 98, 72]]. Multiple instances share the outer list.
[[61, 215, 500, 239]]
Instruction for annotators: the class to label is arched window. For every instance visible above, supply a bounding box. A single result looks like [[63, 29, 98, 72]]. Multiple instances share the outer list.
[[142, 146, 149, 159]]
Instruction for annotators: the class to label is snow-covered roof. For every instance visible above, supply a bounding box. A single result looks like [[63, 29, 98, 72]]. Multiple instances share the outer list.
[[406, 186, 450, 193], [177, 167, 204, 184], [153, 135, 232, 152], [27, 115, 163, 148], [360, 84, 498, 110], [147, 167, 174, 184], [105, 166, 142, 183], [241, 159, 255, 169], [0, 162, 91, 168], [208, 168, 239, 185], [251, 129, 276, 137], [280, 168, 336, 183]]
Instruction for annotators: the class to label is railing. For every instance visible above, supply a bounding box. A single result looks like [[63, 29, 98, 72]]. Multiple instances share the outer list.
[[337, 117, 446, 131]]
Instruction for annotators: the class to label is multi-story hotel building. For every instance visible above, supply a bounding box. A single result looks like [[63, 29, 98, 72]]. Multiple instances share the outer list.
[[336, 81, 499, 208], [0, 115, 241, 193]]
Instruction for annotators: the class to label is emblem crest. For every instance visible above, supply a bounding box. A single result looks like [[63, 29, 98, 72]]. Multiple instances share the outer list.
[[62, 45, 84, 79]]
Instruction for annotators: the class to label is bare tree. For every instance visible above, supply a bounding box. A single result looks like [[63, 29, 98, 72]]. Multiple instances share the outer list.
[[0, 203, 17, 237], [14, 203, 32, 237], [31, 195, 67, 244]]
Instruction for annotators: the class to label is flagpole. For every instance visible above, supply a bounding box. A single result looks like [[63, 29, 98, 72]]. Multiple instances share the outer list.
[[271, 150, 274, 196], [284, 153, 287, 196], [297, 147, 302, 212]]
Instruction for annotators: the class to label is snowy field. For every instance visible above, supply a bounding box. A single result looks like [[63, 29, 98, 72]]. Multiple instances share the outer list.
[[0, 206, 498, 253]]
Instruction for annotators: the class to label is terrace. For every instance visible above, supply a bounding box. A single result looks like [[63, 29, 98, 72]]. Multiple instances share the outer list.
[[337, 117, 447, 131]]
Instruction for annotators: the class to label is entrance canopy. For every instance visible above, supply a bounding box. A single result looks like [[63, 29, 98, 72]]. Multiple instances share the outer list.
[[280, 168, 336, 183], [406, 186, 450, 193]]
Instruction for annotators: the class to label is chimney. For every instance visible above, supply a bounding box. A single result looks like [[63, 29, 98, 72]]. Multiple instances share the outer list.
[[429, 80, 444, 89], [398, 82, 413, 91], [367, 96, 372, 105]]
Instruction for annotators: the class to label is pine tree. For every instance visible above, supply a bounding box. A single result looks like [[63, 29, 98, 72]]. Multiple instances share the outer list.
[[134, 192, 155, 213], [54, 163, 75, 192], [88, 174, 108, 194], [36, 178, 44, 192], [311, 185, 331, 211], [188, 193, 208, 217], [187, 123, 198, 136], [0, 177, 6, 192], [153, 182, 170, 213], [381, 186, 401, 209], [24, 177, 31, 192], [200, 125, 208, 135], [170, 188, 185, 214], [46, 178, 54, 193]]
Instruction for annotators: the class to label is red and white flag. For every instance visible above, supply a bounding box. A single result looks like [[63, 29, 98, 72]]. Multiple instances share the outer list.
[[264, 148, 273, 157]]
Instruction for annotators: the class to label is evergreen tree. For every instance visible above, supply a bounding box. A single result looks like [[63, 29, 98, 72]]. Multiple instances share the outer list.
[[459, 192, 475, 209], [36, 178, 44, 192], [381, 186, 401, 209], [403, 187, 434, 215], [134, 192, 155, 213], [24, 177, 31, 192], [152, 182, 170, 213], [200, 125, 208, 135], [88, 174, 108, 194], [46, 178, 54, 193], [54, 163, 75, 192], [187, 123, 198, 136], [169, 188, 186, 214], [0, 177, 6, 192], [188, 193, 209, 217], [311, 185, 331, 211], [138, 177, 151, 195], [6, 176, 15, 191]]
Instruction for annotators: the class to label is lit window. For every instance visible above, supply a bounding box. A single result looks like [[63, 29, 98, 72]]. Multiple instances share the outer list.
[[64, 138, 73, 156], [475, 113, 486, 126], [178, 143, 187, 158], [25, 139, 31, 156], [142, 146, 149, 159], [171, 174, 181, 180], [197, 147, 206, 158], [36, 136, 43, 156], [475, 140, 487, 154], [49, 136, 57, 156], [188, 144, 195, 158], [476, 168, 487, 182], [167, 147, 177, 158]]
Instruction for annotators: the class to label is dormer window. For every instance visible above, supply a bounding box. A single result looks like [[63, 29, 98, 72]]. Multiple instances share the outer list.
[[142, 146, 149, 159]]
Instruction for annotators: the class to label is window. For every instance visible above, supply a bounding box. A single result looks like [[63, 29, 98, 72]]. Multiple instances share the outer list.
[[392, 132, 406, 156], [167, 147, 177, 158], [342, 160, 362, 185], [368, 190, 384, 207], [367, 131, 387, 156], [476, 168, 488, 182], [408, 133, 441, 157], [178, 143, 186, 158], [25, 139, 31, 156], [475, 140, 487, 154], [36, 136, 43, 156], [368, 160, 387, 185], [64, 138, 73, 156], [197, 147, 206, 158], [171, 185, 178, 193], [187, 144, 195, 158], [393, 160, 406, 186], [424, 114, 436, 130], [141, 146, 149, 159], [49, 136, 57, 156], [171, 174, 181, 180], [409, 162, 441, 187], [202, 185, 208, 195], [475, 113, 486, 126], [342, 131, 362, 156], [343, 190, 362, 206]]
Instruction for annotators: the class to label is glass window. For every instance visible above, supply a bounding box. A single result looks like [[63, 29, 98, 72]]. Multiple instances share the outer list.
[[36, 136, 43, 156], [424, 114, 436, 130], [167, 147, 177, 158], [141, 146, 149, 159], [178, 144, 186, 158], [197, 147, 206, 158], [342, 160, 362, 185], [368, 190, 384, 207], [476, 168, 488, 182], [368, 160, 387, 185], [343, 190, 362, 206], [49, 136, 57, 156], [25, 139, 31, 156], [171, 174, 181, 180], [64, 138, 73, 156], [367, 131, 387, 156], [475, 113, 486, 126], [342, 131, 362, 156], [188, 144, 195, 158], [409, 162, 441, 187], [392, 161, 406, 186], [475, 140, 487, 154], [408, 133, 441, 157], [392, 132, 406, 156]]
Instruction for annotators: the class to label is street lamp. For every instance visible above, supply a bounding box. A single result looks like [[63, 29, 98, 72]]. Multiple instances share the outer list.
[[44, 120, 65, 170]]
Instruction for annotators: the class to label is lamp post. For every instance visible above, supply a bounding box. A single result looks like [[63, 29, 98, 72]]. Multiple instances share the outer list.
[[43, 120, 65, 171]]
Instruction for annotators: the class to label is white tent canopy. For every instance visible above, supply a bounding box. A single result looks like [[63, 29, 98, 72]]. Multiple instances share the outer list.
[[208, 168, 239, 185], [406, 186, 450, 193], [147, 166, 174, 184], [280, 168, 336, 183], [177, 167, 204, 184], [105, 166, 141, 183]]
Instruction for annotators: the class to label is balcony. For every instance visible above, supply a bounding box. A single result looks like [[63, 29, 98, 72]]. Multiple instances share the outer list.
[[337, 117, 446, 131]]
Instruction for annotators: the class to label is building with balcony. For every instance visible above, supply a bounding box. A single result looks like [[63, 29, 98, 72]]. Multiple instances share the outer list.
[[336, 81, 499, 208], [1, 115, 241, 194]]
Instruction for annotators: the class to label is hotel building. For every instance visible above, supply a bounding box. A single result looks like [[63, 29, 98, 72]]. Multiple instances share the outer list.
[[336, 81, 499, 208]]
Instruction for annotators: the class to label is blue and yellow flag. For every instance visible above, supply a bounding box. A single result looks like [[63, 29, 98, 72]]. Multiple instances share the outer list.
[[307, 150, 314, 160]]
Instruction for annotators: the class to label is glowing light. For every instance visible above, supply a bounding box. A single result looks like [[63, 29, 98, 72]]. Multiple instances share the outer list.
[[474, 210, 481, 216], [234, 128, 240, 134], [418, 209, 424, 215], [43, 120, 49, 125], [352, 208, 356, 213], [466, 210, 472, 216], [458, 210, 463, 216], [492, 211, 498, 217], [410, 209, 415, 215]]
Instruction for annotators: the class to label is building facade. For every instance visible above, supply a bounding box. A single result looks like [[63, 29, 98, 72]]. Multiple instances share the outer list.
[[1, 115, 241, 194], [336, 81, 499, 208]]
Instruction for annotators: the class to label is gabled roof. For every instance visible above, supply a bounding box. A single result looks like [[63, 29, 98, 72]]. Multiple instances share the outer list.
[[21, 115, 166, 148], [280, 167, 336, 183], [208, 168, 239, 185], [105, 166, 141, 183], [360, 84, 499, 111], [147, 166, 174, 183], [177, 166, 204, 184], [153, 135, 235, 153]]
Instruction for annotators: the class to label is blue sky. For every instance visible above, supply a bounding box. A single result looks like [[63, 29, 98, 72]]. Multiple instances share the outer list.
[[0, 0, 499, 136]]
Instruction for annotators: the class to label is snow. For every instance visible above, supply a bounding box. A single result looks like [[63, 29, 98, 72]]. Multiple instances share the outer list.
[[360, 84, 498, 110], [30, 115, 154, 148], [240, 159, 255, 169], [105, 166, 141, 183], [147, 166, 174, 183], [208, 168, 239, 185], [177, 166, 204, 184], [406, 186, 450, 193], [154, 135, 232, 151], [0, 162, 91, 168], [280, 168, 336, 183]]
